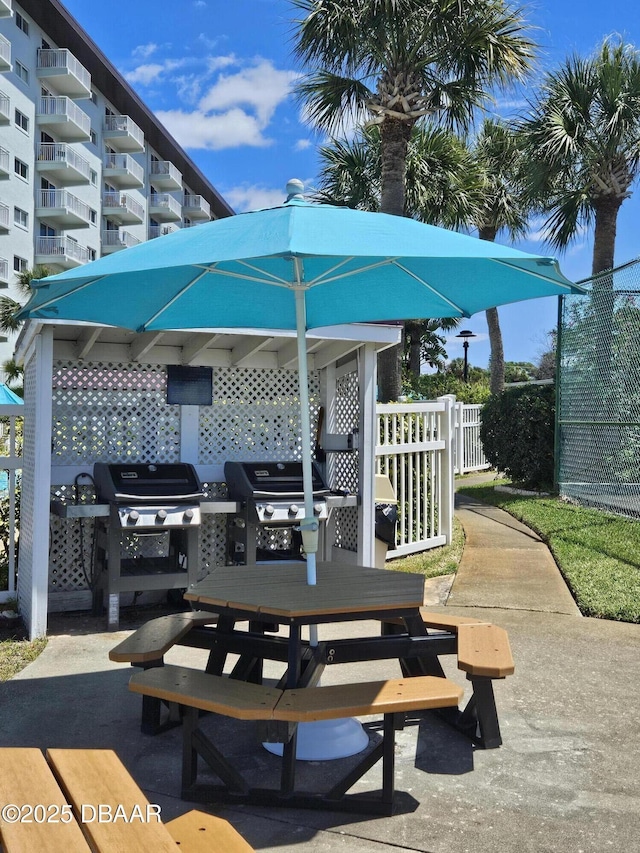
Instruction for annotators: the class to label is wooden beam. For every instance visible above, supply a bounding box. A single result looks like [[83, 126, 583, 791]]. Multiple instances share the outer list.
[[75, 327, 102, 360], [230, 336, 273, 366], [314, 340, 363, 371], [277, 337, 323, 369], [182, 334, 223, 365], [130, 332, 164, 361]]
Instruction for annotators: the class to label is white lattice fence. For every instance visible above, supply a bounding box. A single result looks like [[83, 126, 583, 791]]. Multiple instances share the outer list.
[[46, 360, 362, 604]]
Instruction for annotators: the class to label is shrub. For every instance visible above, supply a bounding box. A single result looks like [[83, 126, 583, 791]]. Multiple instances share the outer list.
[[480, 384, 555, 489], [405, 373, 491, 404]]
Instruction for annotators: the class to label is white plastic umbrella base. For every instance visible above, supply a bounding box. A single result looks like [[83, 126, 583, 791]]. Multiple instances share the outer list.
[[263, 717, 370, 761]]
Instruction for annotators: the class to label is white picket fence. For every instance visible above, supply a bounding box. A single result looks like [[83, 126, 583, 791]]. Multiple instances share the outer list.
[[375, 398, 488, 557], [0, 409, 23, 604]]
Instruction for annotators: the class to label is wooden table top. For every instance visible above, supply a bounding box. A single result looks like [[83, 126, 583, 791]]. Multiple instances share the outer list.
[[184, 562, 424, 619]]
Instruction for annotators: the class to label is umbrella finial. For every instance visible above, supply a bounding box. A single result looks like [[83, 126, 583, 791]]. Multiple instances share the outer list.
[[286, 179, 305, 201]]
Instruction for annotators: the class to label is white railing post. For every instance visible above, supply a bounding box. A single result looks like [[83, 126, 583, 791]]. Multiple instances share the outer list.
[[455, 400, 464, 474], [437, 395, 455, 545]]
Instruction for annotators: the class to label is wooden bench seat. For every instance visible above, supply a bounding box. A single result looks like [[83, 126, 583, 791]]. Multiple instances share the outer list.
[[457, 623, 514, 678], [109, 611, 218, 665], [129, 664, 463, 814], [0, 747, 254, 852], [109, 611, 219, 734]]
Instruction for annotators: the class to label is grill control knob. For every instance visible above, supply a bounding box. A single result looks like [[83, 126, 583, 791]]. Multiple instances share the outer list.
[[183, 508, 194, 521], [264, 504, 275, 518], [156, 509, 167, 522], [128, 510, 139, 524], [289, 504, 300, 516], [314, 503, 324, 516]]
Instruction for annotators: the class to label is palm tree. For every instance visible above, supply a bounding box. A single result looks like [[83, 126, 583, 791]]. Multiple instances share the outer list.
[[0, 265, 51, 388], [516, 37, 640, 276], [292, 0, 536, 401], [469, 118, 531, 394], [315, 124, 479, 382]]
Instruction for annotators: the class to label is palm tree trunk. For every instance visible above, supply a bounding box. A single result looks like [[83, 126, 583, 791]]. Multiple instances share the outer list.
[[592, 197, 621, 275], [377, 118, 413, 402], [478, 225, 504, 394]]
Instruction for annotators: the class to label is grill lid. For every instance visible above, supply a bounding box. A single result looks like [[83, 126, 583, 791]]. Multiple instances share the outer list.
[[93, 462, 204, 503], [224, 461, 330, 500]]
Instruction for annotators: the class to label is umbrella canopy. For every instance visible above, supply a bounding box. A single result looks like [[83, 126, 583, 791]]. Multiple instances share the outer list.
[[17, 180, 583, 584], [0, 384, 23, 405], [18, 188, 580, 333]]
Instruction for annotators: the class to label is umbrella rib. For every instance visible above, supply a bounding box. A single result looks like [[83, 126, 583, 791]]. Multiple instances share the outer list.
[[21, 275, 108, 315], [139, 268, 211, 330], [196, 263, 291, 288], [391, 262, 468, 316], [306, 258, 397, 287], [490, 258, 578, 289]]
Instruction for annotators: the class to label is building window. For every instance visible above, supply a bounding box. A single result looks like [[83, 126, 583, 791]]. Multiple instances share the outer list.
[[14, 207, 28, 229], [14, 158, 28, 181], [87, 247, 97, 262], [90, 129, 97, 146], [14, 256, 28, 273], [90, 169, 98, 186], [15, 109, 29, 133], [15, 61, 29, 85], [15, 12, 29, 35], [90, 90, 98, 105], [89, 209, 97, 225]]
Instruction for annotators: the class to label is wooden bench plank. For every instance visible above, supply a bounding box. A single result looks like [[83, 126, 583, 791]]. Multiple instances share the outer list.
[[0, 748, 91, 853], [46, 748, 179, 852], [129, 665, 282, 720], [382, 609, 489, 630], [273, 676, 463, 722], [165, 810, 254, 852], [457, 624, 515, 678], [109, 612, 218, 664]]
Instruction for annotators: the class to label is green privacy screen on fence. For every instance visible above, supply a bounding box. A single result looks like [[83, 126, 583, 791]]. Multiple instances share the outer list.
[[557, 258, 640, 518]]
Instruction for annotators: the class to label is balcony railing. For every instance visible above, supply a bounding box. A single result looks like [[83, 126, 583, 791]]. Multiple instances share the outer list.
[[36, 236, 90, 265], [102, 229, 141, 251], [0, 202, 9, 231], [148, 225, 173, 239], [37, 188, 92, 225], [37, 143, 91, 183], [150, 160, 182, 189], [103, 152, 144, 186], [37, 96, 91, 140], [103, 114, 144, 151], [0, 90, 9, 123], [102, 191, 145, 222], [37, 49, 91, 97], [0, 0, 12, 18], [0, 256, 8, 284], [149, 192, 182, 220], [0, 34, 10, 71], [182, 194, 211, 219], [0, 146, 8, 177]]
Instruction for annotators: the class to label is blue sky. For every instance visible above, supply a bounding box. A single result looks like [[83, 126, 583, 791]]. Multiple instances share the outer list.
[[63, 0, 640, 370]]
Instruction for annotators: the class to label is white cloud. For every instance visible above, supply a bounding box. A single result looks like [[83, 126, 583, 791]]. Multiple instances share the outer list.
[[133, 43, 158, 60], [225, 185, 288, 212], [207, 54, 238, 73], [294, 138, 312, 151], [194, 1, 207, 6], [198, 61, 300, 125], [126, 63, 165, 85], [155, 108, 273, 150]]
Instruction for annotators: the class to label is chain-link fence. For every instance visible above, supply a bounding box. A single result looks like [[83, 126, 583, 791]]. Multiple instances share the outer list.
[[557, 257, 640, 518]]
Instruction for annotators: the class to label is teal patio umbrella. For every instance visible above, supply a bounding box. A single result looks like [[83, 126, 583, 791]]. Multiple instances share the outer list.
[[17, 180, 584, 584]]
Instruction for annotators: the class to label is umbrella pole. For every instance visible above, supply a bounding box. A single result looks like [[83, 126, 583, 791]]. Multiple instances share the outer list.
[[294, 286, 320, 648]]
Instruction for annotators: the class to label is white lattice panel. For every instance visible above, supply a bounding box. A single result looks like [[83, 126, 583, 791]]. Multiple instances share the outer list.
[[52, 361, 181, 464], [199, 367, 321, 464], [332, 369, 359, 553], [17, 354, 37, 619]]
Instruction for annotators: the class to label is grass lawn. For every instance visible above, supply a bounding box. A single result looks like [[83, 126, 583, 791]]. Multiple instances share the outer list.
[[0, 636, 47, 682], [457, 480, 640, 623], [386, 516, 465, 578]]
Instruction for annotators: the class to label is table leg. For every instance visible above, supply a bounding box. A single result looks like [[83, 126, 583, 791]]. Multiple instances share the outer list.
[[204, 613, 235, 675], [401, 614, 446, 678]]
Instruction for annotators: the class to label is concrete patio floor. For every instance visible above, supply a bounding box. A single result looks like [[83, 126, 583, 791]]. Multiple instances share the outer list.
[[1, 480, 638, 853]]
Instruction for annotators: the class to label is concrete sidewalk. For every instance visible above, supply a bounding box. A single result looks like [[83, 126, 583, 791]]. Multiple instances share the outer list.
[[2, 481, 639, 853]]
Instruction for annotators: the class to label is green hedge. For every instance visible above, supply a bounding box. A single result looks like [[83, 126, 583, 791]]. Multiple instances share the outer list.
[[480, 384, 555, 490]]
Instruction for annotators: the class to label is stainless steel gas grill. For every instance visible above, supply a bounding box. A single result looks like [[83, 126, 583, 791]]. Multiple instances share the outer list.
[[92, 462, 204, 629], [224, 460, 349, 564]]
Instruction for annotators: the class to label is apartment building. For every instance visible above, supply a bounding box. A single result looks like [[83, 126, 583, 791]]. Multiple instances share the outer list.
[[0, 0, 234, 369]]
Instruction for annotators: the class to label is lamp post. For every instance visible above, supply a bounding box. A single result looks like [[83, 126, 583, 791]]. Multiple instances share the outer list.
[[456, 329, 477, 382]]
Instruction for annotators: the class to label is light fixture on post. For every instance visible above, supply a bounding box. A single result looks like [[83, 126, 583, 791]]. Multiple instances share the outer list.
[[456, 329, 477, 382]]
